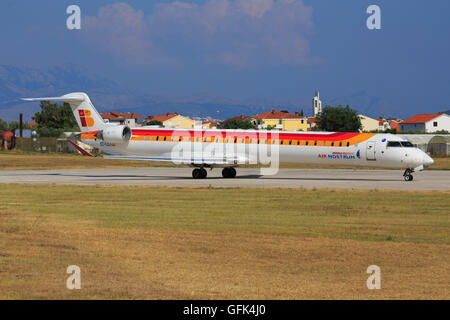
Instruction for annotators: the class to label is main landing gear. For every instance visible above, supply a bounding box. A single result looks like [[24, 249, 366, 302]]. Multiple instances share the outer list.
[[403, 168, 414, 181], [192, 168, 207, 179], [222, 167, 236, 178], [191, 167, 237, 179]]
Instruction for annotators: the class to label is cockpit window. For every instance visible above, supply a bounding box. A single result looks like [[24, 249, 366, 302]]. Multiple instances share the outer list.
[[400, 141, 414, 147], [387, 141, 402, 147]]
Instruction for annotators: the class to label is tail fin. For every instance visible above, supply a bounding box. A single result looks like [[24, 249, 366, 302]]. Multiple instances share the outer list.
[[22, 92, 106, 132]]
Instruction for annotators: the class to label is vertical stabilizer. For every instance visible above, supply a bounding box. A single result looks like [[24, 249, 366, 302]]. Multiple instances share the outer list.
[[22, 92, 106, 132]]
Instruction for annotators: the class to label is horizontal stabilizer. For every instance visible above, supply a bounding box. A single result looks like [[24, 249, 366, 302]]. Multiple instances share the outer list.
[[21, 96, 84, 102]]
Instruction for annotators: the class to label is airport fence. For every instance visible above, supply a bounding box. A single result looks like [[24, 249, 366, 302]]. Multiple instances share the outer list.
[[15, 137, 75, 153]]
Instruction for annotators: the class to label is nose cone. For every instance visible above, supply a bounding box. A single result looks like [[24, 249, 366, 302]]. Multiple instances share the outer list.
[[423, 154, 434, 167]]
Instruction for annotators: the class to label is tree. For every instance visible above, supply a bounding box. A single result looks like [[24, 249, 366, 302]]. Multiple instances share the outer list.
[[146, 120, 163, 126], [8, 121, 20, 131], [0, 117, 7, 131], [219, 119, 257, 130], [316, 105, 362, 132], [32, 101, 79, 137]]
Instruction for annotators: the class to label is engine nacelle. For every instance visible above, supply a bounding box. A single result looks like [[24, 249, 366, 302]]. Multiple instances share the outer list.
[[96, 125, 131, 144]]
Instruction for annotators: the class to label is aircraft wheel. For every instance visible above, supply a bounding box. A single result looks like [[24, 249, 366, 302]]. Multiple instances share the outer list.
[[222, 167, 236, 178], [192, 168, 202, 179], [403, 169, 414, 182]]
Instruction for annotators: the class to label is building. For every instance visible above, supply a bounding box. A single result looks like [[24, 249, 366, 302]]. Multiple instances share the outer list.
[[101, 111, 143, 127], [359, 114, 379, 132], [146, 112, 195, 129], [378, 118, 401, 132], [201, 121, 218, 129], [252, 109, 308, 131], [306, 117, 317, 131], [312, 91, 322, 117], [400, 113, 450, 133]]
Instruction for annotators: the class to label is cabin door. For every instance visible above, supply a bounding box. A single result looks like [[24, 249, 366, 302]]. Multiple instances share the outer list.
[[366, 141, 376, 160]]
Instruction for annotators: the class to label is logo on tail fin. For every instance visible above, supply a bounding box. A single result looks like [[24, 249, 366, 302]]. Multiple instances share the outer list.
[[78, 109, 94, 127]]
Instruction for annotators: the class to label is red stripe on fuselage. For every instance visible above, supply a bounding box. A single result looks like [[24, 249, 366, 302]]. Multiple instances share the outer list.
[[131, 129, 359, 141]]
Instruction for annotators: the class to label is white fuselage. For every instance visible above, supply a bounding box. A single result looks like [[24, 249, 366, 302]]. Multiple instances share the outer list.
[[81, 128, 434, 170]]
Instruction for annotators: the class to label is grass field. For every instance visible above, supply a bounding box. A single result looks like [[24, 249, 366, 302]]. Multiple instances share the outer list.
[[0, 185, 448, 299], [1, 151, 449, 170]]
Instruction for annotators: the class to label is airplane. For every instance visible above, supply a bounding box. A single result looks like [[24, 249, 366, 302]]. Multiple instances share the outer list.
[[22, 92, 434, 181]]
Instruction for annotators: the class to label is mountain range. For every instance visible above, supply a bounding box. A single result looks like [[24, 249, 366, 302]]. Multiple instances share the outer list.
[[0, 64, 443, 122]]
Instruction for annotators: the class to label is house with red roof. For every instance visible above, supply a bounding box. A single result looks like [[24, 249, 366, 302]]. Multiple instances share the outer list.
[[400, 113, 450, 133], [378, 117, 402, 132], [146, 112, 194, 128], [101, 111, 144, 127], [251, 109, 308, 131]]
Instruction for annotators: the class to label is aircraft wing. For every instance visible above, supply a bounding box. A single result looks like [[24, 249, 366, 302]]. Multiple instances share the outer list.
[[103, 155, 244, 165]]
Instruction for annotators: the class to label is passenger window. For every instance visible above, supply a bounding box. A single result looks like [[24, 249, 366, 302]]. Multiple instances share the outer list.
[[331, 142, 334, 146], [265, 139, 268, 144], [241, 138, 244, 143], [305, 141, 309, 146], [234, 138, 237, 143], [289, 140, 292, 145], [280, 140, 284, 145], [249, 139, 252, 144], [163, 136, 167, 141], [179, 136, 182, 142], [346, 142, 350, 147], [314, 141, 317, 146], [339, 141, 342, 147], [297, 140, 300, 145], [156, 136, 159, 141], [322, 141, 326, 146], [257, 139, 260, 144]]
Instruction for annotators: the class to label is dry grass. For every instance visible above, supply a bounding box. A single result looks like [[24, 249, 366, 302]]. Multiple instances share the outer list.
[[0, 185, 448, 299], [1, 151, 449, 170], [0, 151, 174, 170]]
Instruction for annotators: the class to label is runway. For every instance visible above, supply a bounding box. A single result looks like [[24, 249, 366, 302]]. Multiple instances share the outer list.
[[0, 168, 449, 190]]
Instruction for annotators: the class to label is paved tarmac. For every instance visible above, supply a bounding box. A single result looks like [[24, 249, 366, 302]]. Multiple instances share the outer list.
[[0, 168, 448, 190]]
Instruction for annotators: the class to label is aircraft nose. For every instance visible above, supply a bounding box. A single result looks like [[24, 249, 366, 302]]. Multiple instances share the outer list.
[[423, 153, 434, 167]]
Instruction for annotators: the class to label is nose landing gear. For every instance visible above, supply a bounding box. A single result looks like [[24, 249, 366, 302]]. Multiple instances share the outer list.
[[403, 168, 414, 181]]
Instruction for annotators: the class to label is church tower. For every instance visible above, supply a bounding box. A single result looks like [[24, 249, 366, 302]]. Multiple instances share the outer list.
[[312, 91, 322, 117]]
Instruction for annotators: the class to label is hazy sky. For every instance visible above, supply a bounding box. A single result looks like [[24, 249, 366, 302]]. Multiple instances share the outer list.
[[1, 0, 449, 116]]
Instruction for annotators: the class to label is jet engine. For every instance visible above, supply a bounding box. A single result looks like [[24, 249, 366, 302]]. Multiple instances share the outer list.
[[95, 125, 131, 144]]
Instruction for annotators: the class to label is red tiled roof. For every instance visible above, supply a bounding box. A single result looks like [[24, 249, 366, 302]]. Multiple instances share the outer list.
[[101, 113, 121, 120], [203, 121, 218, 126], [252, 109, 302, 120], [307, 117, 316, 123], [401, 113, 444, 124], [147, 112, 179, 122], [226, 115, 249, 121], [102, 112, 143, 120], [110, 111, 143, 119]]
